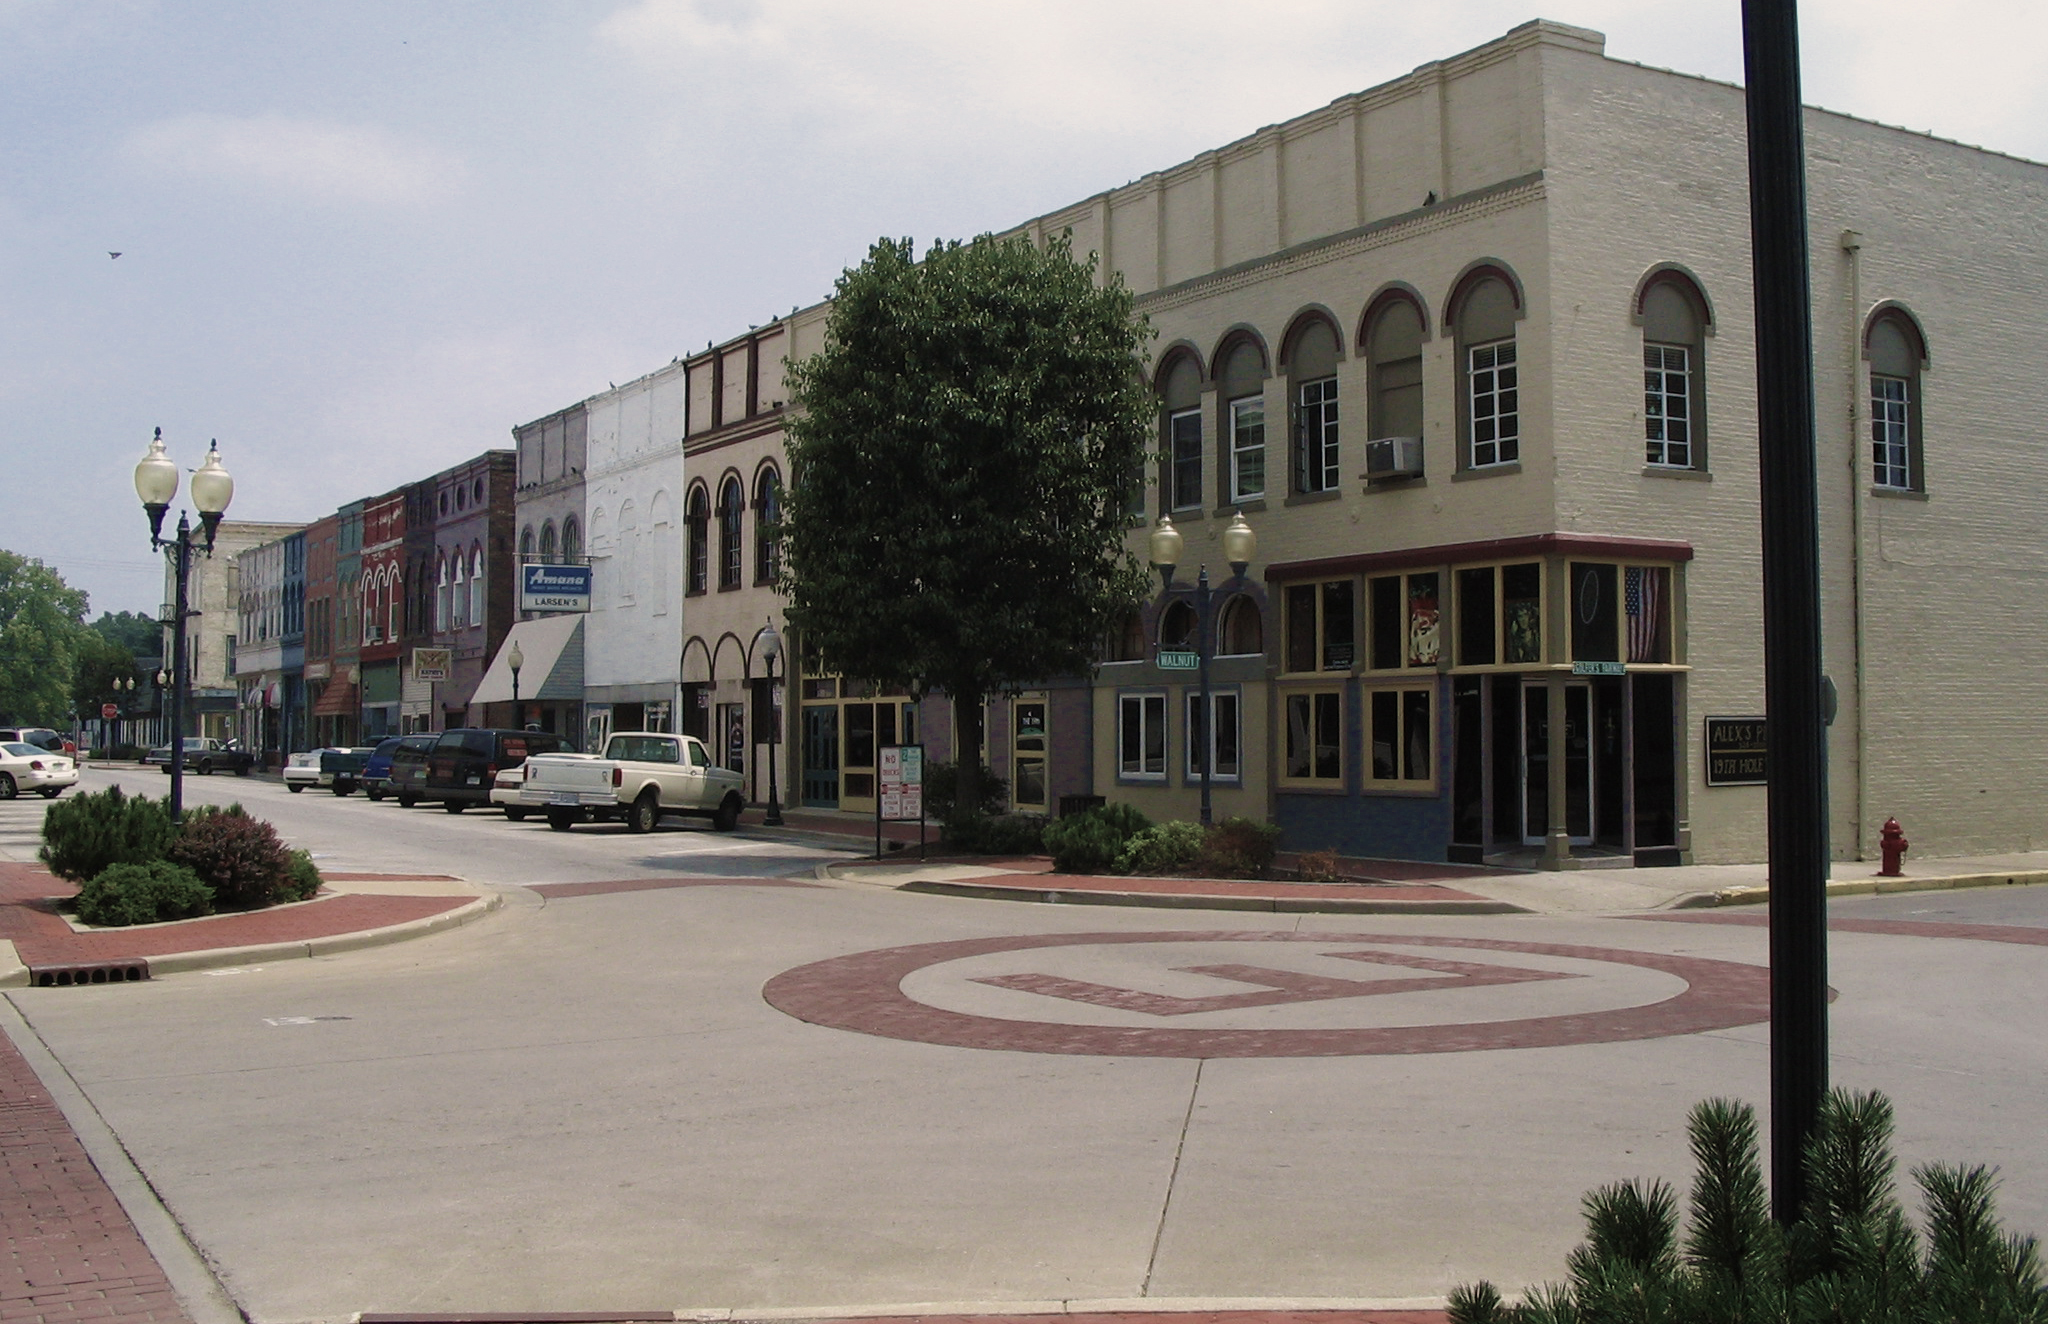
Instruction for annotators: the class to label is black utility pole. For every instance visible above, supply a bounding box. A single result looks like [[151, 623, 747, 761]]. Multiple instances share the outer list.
[[1742, 0, 1831, 1222]]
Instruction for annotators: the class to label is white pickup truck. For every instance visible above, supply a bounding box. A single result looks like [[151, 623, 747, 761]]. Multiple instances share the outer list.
[[519, 731, 746, 834]]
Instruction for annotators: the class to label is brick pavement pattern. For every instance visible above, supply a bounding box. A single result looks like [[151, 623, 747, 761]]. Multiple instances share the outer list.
[[0, 1030, 192, 1324]]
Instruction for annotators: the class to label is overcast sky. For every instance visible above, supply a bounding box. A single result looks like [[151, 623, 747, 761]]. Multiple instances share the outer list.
[[5, 0, 2044, 619]]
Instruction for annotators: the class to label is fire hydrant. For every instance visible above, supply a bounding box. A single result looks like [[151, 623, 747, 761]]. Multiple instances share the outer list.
[[1879, 816, 1909, 876]]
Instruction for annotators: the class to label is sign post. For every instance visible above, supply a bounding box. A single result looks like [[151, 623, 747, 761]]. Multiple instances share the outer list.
[[877, 743, 926, 860]]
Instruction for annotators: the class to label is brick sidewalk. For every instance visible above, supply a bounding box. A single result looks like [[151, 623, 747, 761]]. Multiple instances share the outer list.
[[1, 1030, 191, 1324]]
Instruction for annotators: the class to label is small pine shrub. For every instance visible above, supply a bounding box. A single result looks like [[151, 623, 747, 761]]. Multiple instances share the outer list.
[[167, 804, 297, 909], [38, 785, 177, 883], [1197, 816, 1282, 879], [283, 848, 323, 901], [74, 860, 213, 927], [1114, 820, 1207, 875], [1042, 802, 1150, 874]]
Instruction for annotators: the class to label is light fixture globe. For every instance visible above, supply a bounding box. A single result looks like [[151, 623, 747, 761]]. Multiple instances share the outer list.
[[507, 641, 525, 674], [1149, 515, 1183, 573], [190, 441, 234, 514], [760, 619, 782, 662], [134, 429, 179, 541], [1222, 512, 1257, 576]]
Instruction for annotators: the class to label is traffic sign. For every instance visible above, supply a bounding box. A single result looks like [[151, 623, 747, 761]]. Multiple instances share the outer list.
[[101, 703, 118, 720], [1157, 649, 1199, 670]]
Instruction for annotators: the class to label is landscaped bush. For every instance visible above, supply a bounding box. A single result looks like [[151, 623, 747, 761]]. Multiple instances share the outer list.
[[1293, 847, 1344, 883], [38, 785, 177, 884], [944, 812, 1047, 855], [924, 761, 1010, 824], [1042, 802, 1151, 874], [1196, 816, 1282, 879], [284, 848, 324, 901], [73, 860, 213, 927], [1114, 820, 1207, 876], [166, 804, 299, 909], [1449, 1090, 2048, 1323]]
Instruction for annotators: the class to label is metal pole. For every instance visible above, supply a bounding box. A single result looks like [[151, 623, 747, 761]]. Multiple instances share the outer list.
[[764, 650, 784, 826], [167, 516, 191, 821], [1196, 567, 1213, 828], [1742, 0, 1831, 1223]]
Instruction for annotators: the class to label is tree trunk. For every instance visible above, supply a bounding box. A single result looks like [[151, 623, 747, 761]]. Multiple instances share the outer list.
[[954, 684, 985, 821]]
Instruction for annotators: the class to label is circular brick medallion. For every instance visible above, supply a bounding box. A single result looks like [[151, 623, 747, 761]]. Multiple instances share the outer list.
[[763, 930, 1771, 1058]]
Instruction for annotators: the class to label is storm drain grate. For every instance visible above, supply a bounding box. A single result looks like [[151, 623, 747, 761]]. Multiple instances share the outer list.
[[31, 962, 150, 987]]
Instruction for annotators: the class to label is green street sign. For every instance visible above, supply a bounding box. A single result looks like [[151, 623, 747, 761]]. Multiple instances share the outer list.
[[1157, 650, 1199, 671], [1571, 660, 1626, 676]]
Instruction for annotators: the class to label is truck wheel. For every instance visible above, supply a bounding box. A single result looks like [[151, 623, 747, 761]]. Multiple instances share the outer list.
[[627, 790, 660, 834], [236, 763, 251, 777], [366, 786, 385, 802], [331, 782, 352, 797], [444, 800, 466, 814], [547, 810, 577, 832], [288, 784, 304, 793], [503, 807, 528, 822], [198, 759, 214, 776], [398, 793, 419, 808], [713, 793, 742, 833]]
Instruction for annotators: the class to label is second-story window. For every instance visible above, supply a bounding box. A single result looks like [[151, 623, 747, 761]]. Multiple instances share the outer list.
[[717, 476, 744, 590], [1290, 319, 1341, 494], [1159, 353, 1203, 513], [1218, 339, 1266, 504], [686, 485, 709, 595], [754, 467, 782, 585]]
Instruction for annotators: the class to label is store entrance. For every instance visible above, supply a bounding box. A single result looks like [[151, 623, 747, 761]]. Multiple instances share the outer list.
[[801, 706, 839, 808]]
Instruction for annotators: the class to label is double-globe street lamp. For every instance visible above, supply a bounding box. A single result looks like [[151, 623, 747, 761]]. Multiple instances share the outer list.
[[1148, 511, 1257, 828], [134, 428, 234, 821], [758, 621, 784, 827]]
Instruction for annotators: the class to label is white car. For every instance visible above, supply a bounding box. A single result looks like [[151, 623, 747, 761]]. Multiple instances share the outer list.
[[283, 749, 329, 793], [0, 741, 78, 799], [489, 767, 530, 821]]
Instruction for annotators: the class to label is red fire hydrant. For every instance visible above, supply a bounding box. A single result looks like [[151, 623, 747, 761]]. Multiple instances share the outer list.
[[1879, 816, 1909, 876]]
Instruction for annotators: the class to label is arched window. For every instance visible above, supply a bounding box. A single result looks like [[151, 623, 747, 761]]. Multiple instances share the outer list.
[[1639, 272, 1711, 471], [562, 515, 582, 562], [1160, 600, 1198, 650], [717, 476, 744, 590], [1366, 294, 1425, 444], [1288, 319, 1341, 494], [1106, 608, 1146, 662], [1451, 271, 1522, 470], [519, 526, 535, 560], [450, 554, 467, 629], [1219, 594, 1264, 656], [754, 467, 782, 585], [1867, 309, 1927, 492], [468, 546, 484, 627], [1218, 337, 1267, 503], [539, 521, 558, 561], [388, 567, 402, 641], [686, 485, 709, 595], [436, 555, 450, 632], [1160, 353, 1204, 512]]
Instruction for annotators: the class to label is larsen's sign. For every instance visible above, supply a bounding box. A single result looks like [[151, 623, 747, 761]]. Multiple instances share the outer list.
[[520, 563, 592, 613]]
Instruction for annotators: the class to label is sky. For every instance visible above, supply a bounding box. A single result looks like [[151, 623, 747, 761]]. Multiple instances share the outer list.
[[4, 0, 2045, 619]]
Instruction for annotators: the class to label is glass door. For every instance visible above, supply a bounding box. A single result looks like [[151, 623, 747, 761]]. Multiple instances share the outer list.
[[1522, 681, 1594, 845], [1013, 697, 1047, 810], [801, 706, 839, 807]]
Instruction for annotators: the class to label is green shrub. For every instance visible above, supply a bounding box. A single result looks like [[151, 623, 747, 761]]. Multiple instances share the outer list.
[[944, 812, 1047, 855], [1115, 820, 1208, 875], [38, 785, 177, 883], [1042, 802, 1150, 874], [1294, 848, 1344, 883], [1448, 1090, 2048, 1323], [1197, 816, 1282, 879], [924, 761, 1010, 824], [167, 804, 297, 909], [284, 848, 323, 901], [74, 860, 213, 927]]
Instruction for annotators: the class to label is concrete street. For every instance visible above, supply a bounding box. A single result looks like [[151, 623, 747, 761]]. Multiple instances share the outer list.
[[3, 768, 2045, 1323]]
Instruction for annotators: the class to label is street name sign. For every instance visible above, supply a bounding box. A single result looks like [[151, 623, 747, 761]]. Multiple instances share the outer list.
[[1157, 650, 1199, 670]]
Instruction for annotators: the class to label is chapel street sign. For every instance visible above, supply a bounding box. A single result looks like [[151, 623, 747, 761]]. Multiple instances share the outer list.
[[519, 563, 593, 613], [1705, 716, 1768, 787]]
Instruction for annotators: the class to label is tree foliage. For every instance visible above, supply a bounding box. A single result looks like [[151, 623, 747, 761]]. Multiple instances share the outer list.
[[90, 610, 162, 657], [782, 233, 1153, 812], [72, 631, 142, 716], [0, 548, 88, 725]]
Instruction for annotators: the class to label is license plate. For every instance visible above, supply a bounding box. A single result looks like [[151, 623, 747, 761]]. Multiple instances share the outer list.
[[549, 793, 579, 806]]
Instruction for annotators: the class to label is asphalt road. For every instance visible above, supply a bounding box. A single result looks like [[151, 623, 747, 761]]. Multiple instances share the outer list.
[[5, 770, 2046, 1322]]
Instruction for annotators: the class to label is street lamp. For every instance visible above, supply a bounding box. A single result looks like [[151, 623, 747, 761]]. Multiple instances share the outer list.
[[507, 639, 525, 719], [1149, 511, 1257, 828], [135, 430, 233, 821], [759, 620, 784, 826]]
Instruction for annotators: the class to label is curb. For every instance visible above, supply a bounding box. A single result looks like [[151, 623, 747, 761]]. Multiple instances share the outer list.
[[895, 877, 1525, 915], [348, 1300, 1450, 1323], [120, 892, 504, 977], [1674, 869, 2048, 910]]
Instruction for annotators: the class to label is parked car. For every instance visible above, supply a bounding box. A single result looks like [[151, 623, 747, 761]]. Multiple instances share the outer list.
[[1, 727, 76, 758], [389, 735, 435, 807], [318, 746, 378, 795], [423, 728, 568, 812], [283, 749, 328, 792], [489, 767, 530, 821], [0, 741, 78, 799], [521, 731, 744, 833], [142, 737, 257, 776], [362, 734, 435, 802]]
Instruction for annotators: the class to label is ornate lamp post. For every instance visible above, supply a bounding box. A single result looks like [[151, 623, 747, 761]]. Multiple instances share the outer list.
[[135, 430, 233, 821], [112, 675, 135, 753], [759, 621, 784, 826], [508, 640, 525, 722], [1149, 511, 1257, 827]]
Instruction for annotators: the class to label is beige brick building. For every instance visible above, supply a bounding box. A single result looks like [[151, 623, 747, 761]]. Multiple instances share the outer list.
[[677, 18, 2047, 867]]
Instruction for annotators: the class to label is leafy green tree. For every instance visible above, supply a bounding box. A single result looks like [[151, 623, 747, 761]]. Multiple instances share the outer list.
[[0, 549, 88, 725], [782, 233, 1153, 817], [90, 610, 162, 657], [72, 631, 141, 716]]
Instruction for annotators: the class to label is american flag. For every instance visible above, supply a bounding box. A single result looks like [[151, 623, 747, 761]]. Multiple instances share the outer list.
[[1626, 566, 1664, 662]]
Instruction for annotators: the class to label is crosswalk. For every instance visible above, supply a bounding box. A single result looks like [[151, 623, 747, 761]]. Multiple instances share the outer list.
[[0, 792, 56, 863]]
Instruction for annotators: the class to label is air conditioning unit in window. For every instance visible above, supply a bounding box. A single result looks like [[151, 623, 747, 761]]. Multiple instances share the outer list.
[[1364, 436, 1424, 480]]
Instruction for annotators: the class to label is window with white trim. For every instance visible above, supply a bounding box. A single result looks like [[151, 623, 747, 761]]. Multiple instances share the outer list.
[[1468, 341, 1518, 468], [1640, 277, 1709, 470], [1643, 344, 1692, 467], [1295, 377, 1338, 493], [1229, 394, 1265, 501], [1867, 312, 1924, 492], [1118, 692, 1167, 781], [1184, 689, 1240, 782]]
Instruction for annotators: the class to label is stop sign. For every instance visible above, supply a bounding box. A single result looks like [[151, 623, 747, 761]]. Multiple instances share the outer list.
[[101, 703, 118, 720]]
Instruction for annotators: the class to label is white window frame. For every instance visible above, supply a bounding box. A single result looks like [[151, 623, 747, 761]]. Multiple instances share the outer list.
[[1183, 688, 1241, 783], [1117, 691, 1167, 782], [1295, 375, 1339, 493], [1468, 339, 1519, 468], [1228, 394, 1265, 501], [1872, 374, 1912, 490], [1644, 343, 1693, 468]]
